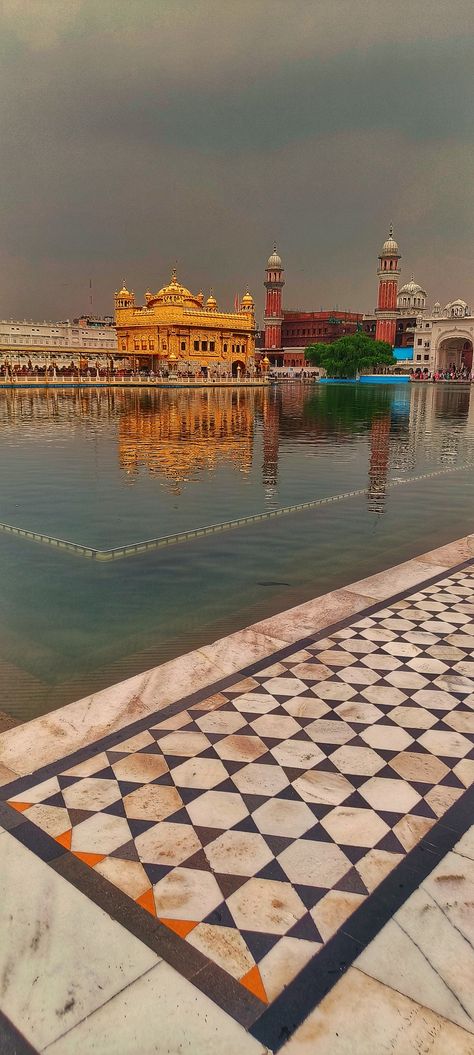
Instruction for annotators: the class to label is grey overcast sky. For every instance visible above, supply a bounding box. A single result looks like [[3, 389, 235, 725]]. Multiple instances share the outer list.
[[0, 0, 473, 323]]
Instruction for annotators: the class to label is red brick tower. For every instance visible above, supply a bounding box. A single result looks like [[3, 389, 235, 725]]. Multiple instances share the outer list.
[[264, 244, 285, 350], [375, 225, 401, 346]]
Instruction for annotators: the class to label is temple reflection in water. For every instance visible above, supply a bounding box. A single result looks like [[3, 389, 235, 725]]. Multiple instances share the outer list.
[[1, 383, 473, 516]]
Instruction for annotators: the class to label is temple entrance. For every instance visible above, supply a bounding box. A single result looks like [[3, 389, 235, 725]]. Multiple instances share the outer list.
[[436, 337, 473, 375], [232, 359, 246, 378]]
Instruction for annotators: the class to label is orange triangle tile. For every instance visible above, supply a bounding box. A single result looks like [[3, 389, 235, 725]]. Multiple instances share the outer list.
[[8, 801, 33, 813], [73, 851, 106, 867], [159, 917, 198, 938], [240, 965, 268, 1004], [55, 829, 72, 849], [136, 888, 156, 916]]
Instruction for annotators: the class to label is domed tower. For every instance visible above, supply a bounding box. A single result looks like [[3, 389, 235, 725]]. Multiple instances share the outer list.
[[115, 282, 135, 310], [264, 244, 285, 350], [206, 290, 218, 312], [375, 225, 401, 346], [240, 289, 254, 315]]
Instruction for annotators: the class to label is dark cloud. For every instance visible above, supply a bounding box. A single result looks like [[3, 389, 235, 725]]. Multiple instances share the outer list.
[[0, 0, 472, 322]]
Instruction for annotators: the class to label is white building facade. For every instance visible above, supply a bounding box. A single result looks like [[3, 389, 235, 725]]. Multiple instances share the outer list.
[[0, 316, 120, 373], [412, 300, 474, 375]]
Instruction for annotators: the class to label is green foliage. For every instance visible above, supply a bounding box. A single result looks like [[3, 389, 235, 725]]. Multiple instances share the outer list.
[[306, 333, 396, 378]]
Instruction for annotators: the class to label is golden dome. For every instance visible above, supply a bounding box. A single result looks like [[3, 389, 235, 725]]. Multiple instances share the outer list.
[[241, 290, 254, 306], [149, 268, 202, 309], [206, 290, 218, 311], [116, 281, 131, 297]]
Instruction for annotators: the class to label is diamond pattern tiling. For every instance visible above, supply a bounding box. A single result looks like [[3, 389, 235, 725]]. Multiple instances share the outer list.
[[8, 565, 474, 1007]]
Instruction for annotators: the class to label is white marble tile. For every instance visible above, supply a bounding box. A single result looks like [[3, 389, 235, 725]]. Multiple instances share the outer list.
[[454, 827, 474, 862], [279, 966, 474, 1055], [357, 884, 474, 1033], [44, 961, 266, 1055], [0, 833, 158, 1050]]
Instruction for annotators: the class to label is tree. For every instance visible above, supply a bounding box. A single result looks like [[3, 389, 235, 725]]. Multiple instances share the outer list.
[[305, 332, 396, 379]]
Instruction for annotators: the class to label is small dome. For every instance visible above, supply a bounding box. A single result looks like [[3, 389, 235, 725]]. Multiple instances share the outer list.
[[117, 281, 131, 297], [206, 291, 217, 310], [267, 243, 282, 268], [446, 298, 468, 309], [381, 225, 399, 256], [399, 279, 424, 295], [434, 301, 441, 307], [241, 290, 254, 305]]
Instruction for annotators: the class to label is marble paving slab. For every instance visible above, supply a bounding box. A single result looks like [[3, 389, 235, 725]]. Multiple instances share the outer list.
[[1, 557, 473, 1053]]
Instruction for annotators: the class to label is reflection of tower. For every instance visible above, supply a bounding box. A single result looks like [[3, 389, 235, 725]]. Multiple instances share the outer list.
[[264, 245, 285, 350], [262, 390, 280, 492], [375, 226, 401, 347], [368, 413, 391, 514]]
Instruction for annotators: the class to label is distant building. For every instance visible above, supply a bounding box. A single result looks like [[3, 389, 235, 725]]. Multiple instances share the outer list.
[[114, 270, 256, 376], [0, 315, 117, 372], [362, 226, 428, 356], [413, 299, 474, 374], [260, 246, 362, 369]]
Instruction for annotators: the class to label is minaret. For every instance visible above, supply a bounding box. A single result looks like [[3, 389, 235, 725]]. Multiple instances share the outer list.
[[375, 225, 401, 346], [264, 244, 285, 350]]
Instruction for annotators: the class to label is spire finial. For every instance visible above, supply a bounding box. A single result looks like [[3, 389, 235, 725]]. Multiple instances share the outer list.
[[389, 223, 394, 238], [171, 265, 177, 283]]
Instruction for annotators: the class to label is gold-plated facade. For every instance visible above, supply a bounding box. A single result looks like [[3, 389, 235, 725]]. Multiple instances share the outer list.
[[114, 271, 256, 375]]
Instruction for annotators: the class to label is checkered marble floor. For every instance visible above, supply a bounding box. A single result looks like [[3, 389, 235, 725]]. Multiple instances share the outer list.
[[6, 567, 474, 1009]]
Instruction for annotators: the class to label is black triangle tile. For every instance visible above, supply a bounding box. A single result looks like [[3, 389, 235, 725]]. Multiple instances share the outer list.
[[409, 781, 435, 797], [254, 749, 280, 763], [440, 772, 465, 788], [348, 774, 371, 789], [375, 831, 406, 854], [294, 885, 328, 910], [128, 818, 157, 837], [203, 901, 236, 927], [58, 774, 82, 788], [92, 766, 117, 780], [205, 732, 227, 744], [286, 912, 323, 943], [180, 848, 211, 871], [335, 867, 368, 895], [179, 787, 205, 804], [440, 755, 468, 769], [194, 826, 225, 847], [109, 839, 140, 862], [159, 755, 187, 769], [316, 743, 341, 757], [410, 799, 438, 819], [198, 747, 221, 760], [42, 792, 66, 808], [378, 811, 405, 826], [307, 803, 334, 820], [165, 807, 191, 825], [106, 751, 130, 763], [240, 930, 280, 962], [216, 778, 241, 793], [215, 872, 249, 899], [152, 772, 175, 786], [311, 759, 338, 773], [242, 793, 269, 813], [300, 823, 335, 843], [118, 780, 141, 798], [224, 760, 248, 775], [232, 815, 261, 834], [102, 798, 127, 818], [283, 767, 307, 783], [68, 808, 95, 826], [341, 844, 371, 864], [341, 791, 370, 810], [375, 749, 400, 762], [259, 834, 291, 857], [275, 785, 304, 801], [349, 734, 371, 747], [376, 764, 401, 779], [255, 859, 289, 882], [137, 742, 166, 756], [142, 862, 172, 885]]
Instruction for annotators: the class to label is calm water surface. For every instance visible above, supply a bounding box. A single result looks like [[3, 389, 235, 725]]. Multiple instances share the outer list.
[[1, 382, 473, 720]]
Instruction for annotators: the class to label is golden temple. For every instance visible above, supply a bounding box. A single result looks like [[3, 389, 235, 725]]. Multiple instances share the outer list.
[[114, 270, 256, 376]]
